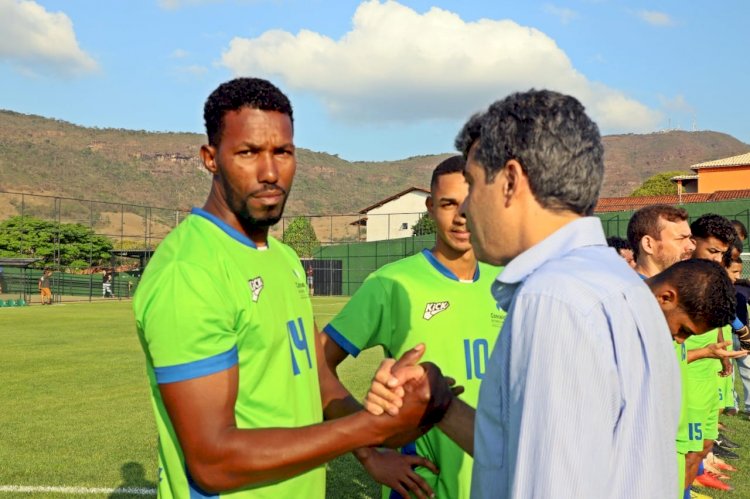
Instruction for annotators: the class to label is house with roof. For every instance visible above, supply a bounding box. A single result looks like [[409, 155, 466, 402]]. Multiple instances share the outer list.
[[352, 187, 430, 242], [671, 152, 750, 195]]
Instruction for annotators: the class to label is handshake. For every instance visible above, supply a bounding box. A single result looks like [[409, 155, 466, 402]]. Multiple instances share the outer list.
[[362, 343, 461, 445]]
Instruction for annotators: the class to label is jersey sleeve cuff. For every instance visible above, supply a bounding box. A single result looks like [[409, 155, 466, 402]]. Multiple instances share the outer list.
[[733, 316, 744, 330], [154, 345, 238, 384], [323, 324, 362, 357]]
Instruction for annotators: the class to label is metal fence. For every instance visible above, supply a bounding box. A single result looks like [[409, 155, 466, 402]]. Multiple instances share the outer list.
[[1, 189, 749, 303]]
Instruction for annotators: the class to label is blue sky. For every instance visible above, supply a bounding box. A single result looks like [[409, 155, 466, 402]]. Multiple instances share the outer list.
[[0, 0, 748, 161]]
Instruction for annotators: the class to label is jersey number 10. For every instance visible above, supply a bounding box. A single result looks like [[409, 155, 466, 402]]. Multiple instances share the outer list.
[[464, 338, 489, 380], [287, 318, 313, 376]]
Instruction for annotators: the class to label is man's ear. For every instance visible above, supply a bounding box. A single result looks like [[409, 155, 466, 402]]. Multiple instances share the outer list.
[[200, 145, 218, 174], [641, 235, 655, 257], [425, 195, 434, 215], [655, 286, 678, 309], [502, 159, 526, 204]]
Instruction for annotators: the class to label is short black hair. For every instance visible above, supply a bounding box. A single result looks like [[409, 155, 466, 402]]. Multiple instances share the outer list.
[[204, 77, 293, 147], [606, 236, 631, 252], [455, 89, 603, 215], [648, 259, 736, 330], [430, 155, 465, 191], [732, 220, 748, 241], [724, 237, 744, 267], [690, 214, 736, 245], [627, 204, 689, 260]]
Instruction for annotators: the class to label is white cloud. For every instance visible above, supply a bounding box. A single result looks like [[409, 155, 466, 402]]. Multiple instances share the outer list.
[[177, 64, 208, 75], [659, 94, 694, 114], [543, 4, 579, 24], [0, 0, 97, 76], [171, 48, 189, 58], [221, 0, 661, 133], [637, 10, 675, 27]]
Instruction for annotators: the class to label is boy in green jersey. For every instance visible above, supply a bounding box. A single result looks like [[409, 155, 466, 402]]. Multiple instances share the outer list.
[[134, 78, 454, 499], [646, 259, 737, 498], [321, 156, 504, 499]]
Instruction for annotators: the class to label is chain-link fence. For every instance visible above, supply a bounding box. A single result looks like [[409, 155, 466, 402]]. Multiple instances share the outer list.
[[1, 189, 749, 304]]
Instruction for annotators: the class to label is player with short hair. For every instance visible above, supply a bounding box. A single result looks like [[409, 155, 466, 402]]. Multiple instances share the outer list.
[[647, 259, 737, 498], [321, 155, 503, 499], [684, 214, 744, 493], [133, 77, 451, 498]]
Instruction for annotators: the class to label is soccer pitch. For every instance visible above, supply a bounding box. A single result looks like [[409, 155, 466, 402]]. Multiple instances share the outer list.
[[0, 298, 384, 498], [3, 300, 749, 498]]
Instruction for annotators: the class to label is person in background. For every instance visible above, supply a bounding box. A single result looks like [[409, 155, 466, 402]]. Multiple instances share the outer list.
[[38, 269, 53, 305], [606, 235, 636, 268]]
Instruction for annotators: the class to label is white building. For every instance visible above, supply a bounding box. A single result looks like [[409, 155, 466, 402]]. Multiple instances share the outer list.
[[353, 187, 430, 242]]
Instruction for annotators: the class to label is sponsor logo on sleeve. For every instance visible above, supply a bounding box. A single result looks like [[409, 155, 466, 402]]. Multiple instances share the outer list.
[[423, 301, 450, 320]]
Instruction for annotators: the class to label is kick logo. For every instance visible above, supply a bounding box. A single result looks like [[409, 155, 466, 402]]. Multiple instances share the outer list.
[[423, 301, 450, 320], [248, 276, 264, 302]]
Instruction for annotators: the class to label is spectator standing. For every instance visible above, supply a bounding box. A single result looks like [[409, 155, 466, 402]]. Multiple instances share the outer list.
[[38, 269, 53, 305]]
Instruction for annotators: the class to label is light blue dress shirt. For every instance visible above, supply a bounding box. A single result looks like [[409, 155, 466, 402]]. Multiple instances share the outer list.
[[472, 217, 680, 498]]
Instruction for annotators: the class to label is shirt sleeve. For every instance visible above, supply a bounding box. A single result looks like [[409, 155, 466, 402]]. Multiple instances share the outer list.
[[323, 275, 392, 357], [135, 261, 239, 384]]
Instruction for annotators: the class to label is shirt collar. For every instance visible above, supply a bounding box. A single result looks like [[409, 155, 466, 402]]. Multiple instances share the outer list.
[[420, 248, 480, 282], [190, 207, 259, 249], [492, 216, 606, 309]]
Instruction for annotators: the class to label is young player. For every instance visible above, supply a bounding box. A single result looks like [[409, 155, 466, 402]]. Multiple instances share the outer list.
[[133, 78, 451, 498], [684, 214, 743, 492], [646, 259, 737, 498], [321, 155, 503, 499]]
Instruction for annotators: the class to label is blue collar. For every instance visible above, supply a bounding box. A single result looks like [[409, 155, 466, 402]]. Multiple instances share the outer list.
[[421, 248, 480, 282], [190, 207, 259, 249]]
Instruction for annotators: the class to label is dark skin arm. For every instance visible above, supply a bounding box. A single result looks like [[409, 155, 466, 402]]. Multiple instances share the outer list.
[[159, 339, 433, 494], [319, 332, 439, 499], [367, 356, 475, 456]]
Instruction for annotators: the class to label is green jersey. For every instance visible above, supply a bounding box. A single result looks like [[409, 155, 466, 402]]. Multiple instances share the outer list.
[[134, 208, 324, 499], [674, 341, 691, 454], [684, 327, 722, 380], [324, 249, 504, 499]]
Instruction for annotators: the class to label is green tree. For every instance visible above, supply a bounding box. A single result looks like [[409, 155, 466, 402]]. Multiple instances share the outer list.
[[282, 217, 320, 258], [411, 212, 436, 236], [0, 215, 113, 267], [630, 171, 687, 197]]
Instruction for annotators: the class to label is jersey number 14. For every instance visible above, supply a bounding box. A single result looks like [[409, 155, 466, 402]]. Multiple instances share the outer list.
[[287, 318, 313, 376]]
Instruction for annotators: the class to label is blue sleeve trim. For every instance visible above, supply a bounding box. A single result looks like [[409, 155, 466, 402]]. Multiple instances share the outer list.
[[323, 323, 361, 358], [154, 345, 238, 384], [733, 316, 744, 331]]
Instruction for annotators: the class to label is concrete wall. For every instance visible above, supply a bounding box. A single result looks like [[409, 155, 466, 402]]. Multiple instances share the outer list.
[[698, 166, 750, 193]]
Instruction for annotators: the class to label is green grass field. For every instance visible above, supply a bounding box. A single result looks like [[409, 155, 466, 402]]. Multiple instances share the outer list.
[[2, 299, 750, 498], [0, 298, 385, 498]]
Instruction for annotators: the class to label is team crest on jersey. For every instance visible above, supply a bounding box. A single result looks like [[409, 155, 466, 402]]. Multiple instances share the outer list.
[[423, 301, 450, 320], [248, 276, 264, 302]]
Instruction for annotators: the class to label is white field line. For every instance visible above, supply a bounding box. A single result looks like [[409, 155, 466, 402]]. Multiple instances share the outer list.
[[0, 485, 156, 495]]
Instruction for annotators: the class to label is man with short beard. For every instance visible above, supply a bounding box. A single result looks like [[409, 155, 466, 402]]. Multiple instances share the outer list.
[[133, 78, 451, 498], [627, 204, 695, 278]]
